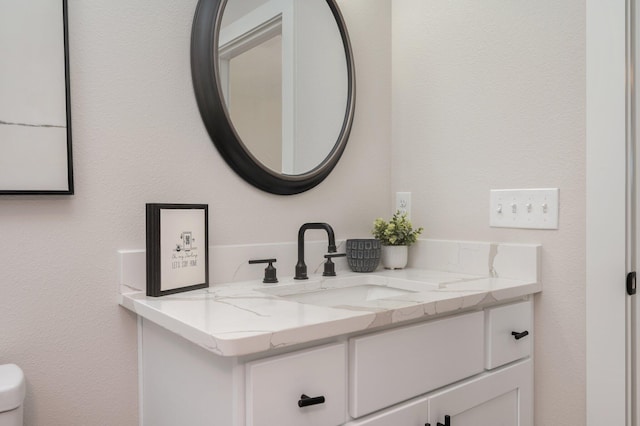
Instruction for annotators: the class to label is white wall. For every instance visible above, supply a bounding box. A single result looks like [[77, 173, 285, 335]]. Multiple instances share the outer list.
[[391, 1, 585, 425], [0, 0, 391, 424]]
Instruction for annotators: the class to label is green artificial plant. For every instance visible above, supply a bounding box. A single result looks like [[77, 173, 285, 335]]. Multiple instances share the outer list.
[[372, 211, 424, 246]]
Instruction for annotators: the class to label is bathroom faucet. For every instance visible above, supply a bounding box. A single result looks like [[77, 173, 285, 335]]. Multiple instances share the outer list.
[[295, 223, 337, 280]]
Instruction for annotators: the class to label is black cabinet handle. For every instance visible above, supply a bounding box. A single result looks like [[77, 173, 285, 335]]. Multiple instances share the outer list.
[[298, 394, 325, 407], [437, 415, 451, 426], [511, 330, 529, 340]]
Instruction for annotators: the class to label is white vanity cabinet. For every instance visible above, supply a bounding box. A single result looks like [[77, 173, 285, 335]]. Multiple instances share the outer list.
[[139, 299, 533, 426]]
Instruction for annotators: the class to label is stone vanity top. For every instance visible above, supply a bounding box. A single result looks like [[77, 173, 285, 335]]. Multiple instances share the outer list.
[[119, 266, 541, 357]]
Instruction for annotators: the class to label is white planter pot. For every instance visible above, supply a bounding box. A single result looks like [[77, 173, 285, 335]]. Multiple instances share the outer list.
[[381, 245, 408, 269]]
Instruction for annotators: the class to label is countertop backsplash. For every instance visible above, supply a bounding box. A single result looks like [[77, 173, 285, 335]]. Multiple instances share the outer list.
[[119, 239, 540, 294]]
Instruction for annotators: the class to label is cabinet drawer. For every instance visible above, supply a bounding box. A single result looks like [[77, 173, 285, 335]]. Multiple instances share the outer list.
[[245, 342, 347, 426], [349, 311, 484, 418], [485, 300, 532, 369]]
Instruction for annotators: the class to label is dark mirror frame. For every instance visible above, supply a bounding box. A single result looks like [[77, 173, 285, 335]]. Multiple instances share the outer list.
[[191, 0, 355, 195]]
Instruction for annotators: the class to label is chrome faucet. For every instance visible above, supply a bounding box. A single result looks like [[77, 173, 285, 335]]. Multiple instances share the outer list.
[[295, 223, 338, 280]]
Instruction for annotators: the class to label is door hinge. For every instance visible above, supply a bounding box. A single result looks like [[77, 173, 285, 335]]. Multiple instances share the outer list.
[[627, 271, 637, 295]]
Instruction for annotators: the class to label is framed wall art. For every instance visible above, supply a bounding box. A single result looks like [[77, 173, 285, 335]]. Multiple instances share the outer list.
[[0, 0, 74, 194], [146, 204, 209, 297]]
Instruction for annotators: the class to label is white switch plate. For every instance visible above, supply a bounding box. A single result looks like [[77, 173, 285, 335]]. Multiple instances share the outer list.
[[396, 192, 411, 218], [490, 188, 559, 229]]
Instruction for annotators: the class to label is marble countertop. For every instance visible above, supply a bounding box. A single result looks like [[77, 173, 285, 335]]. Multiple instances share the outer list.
[[119, 268, 541, 357]]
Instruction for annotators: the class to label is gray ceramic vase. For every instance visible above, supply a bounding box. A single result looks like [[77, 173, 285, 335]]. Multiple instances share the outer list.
[[346, 239, 382, 272]]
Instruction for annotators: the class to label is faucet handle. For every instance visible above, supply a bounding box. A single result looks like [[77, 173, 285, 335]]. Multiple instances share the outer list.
[[323, 253, 346, 277], [248, 258, 278, 284], [324, 253, 346, 259]]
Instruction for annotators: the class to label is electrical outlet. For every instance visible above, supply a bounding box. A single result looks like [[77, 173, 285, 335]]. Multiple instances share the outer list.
[[489, 188, 559, 229], [396, 192, 411, 218]]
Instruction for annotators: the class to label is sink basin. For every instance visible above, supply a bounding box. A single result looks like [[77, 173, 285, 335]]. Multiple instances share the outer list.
[[259, 275, 437, 308], [277, 284, 416, 307]]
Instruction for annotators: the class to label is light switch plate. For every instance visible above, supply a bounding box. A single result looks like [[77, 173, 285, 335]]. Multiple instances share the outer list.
[[490, 188, 559, 229]]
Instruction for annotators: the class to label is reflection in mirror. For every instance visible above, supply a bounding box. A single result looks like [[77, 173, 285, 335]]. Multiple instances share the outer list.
[[219, 0, 348, 175], [228, 35, 283, 172]]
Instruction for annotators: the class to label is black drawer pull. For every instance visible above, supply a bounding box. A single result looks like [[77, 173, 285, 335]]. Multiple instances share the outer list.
[[298, 394, 325, 407], [511, 330, 529, 340], [437, 415, 451, 426]]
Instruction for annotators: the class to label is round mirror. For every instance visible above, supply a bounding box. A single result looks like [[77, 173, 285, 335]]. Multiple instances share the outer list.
[[191, 0, 355, 195]]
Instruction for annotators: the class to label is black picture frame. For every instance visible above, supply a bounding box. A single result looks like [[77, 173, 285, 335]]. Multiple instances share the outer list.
[[146, 204, 209, 297], [0, 0, 74, 195]]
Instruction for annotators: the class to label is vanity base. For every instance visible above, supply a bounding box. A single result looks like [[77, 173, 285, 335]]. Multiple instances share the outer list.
[[138, 299, 534, 426]]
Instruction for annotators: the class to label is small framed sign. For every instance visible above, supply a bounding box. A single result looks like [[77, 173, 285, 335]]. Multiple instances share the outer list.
[[146, 203, 209, 297]]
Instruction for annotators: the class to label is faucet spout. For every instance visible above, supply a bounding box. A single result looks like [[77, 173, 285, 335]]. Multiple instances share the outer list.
[[295, 223, 337, 280]]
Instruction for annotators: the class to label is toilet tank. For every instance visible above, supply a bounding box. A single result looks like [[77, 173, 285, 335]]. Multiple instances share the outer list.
[[0, 364, 25, 426]]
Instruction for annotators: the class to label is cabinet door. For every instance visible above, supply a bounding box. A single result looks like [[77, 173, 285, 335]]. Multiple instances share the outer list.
[[245, 342, 347, 426], [428, 358, 532, 426], [345, 395, 429, 426]]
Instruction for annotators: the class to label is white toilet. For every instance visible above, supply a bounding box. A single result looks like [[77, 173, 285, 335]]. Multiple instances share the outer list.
[[0, 364, 25, 426]]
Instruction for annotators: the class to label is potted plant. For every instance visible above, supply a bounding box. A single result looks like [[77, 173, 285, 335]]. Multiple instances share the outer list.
[[372, 211, 424, 269]]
